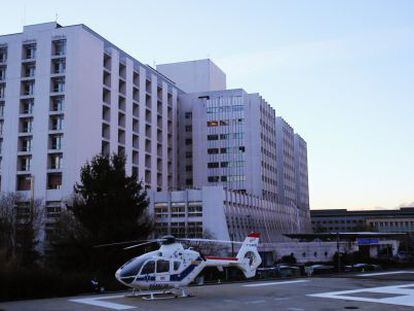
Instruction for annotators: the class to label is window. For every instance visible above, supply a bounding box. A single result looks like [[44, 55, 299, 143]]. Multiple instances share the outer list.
[[18, 156, 31, 171], [185, 152, 192, 158], [47, 173, 62, 189], [52, 39, 66, 56], [220, 134, 229, 140], [22, 62, 35, 78], [20, 118, 33, 133], [185, 165, 193, 172], [51, 77, 65, 93], [21, 80, 35, 96], [188, 205, 202, 217], [221, 162, 228, 168], [49, 134, 63, 150], [141, 261, 155, 274], [207, 134, 218, 140], [185, 125, 192, 132], [48, 153, 63, 169], [156, 260, 170, 273], [50, 115, 64, 130], [0, 46, 7, 63], [207, 120, 218, 127], [185, 138, 192, 145], [221, 176, 227, 182], [22, 43, 36, 60], [0, 67, 5, 80], [173, 261, 181, 271], [51, 59, 65, 74], [20, 99, 34, 114], [208, 162, 219, 168], [17, 174, 31, 191], [239, 146, 245, 152], [208, 176, 219, 182], [184, 112, 192, 119], [185, 178, 193, 185], [19, 137, 32, 152], [207, 148, 219, 154]]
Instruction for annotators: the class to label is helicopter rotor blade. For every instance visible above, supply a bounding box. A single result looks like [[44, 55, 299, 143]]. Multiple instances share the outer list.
[[123, 239, 165, 250], [178, 238, 244, 244], [94, 240, 147, 248]]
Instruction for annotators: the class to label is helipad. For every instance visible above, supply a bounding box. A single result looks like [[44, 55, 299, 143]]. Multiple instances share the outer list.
[[1, 271, 414, 311]]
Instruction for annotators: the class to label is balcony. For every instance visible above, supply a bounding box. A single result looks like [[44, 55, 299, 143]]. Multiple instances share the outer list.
[[52, 39, 66, 57], [50, 77, 65, 93], [0, 48, 7, 64], [51, 59, 66, 75], [21, 81, 35, 97], [50, 96, 64, 112], [22, 44, 36, 61], [47, 172, 62, 190], [0, 66, 6, 81], [21, 62, 36, 79]]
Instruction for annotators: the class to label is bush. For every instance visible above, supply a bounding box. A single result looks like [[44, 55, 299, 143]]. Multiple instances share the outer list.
[[0, 265, 91, 301]]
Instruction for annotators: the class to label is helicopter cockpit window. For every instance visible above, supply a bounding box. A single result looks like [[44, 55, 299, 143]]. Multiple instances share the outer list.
[[119, 256, 149, 278], [141, 260, 155, 275], [156, 260, 170, 273], [173, 261, 181, 271]]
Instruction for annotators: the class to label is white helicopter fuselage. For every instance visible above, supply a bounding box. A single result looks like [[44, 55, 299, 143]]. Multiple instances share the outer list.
[[115, 233, 261, 291]]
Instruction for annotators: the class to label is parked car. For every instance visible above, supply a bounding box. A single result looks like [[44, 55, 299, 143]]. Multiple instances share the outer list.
[[351, 263, 382, 272], [275, 264, 301, 277], [305, 264, 335, 276]]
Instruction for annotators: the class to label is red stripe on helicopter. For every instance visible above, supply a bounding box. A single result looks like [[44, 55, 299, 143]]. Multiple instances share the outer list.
[[248, 232, 260, 238], [205, 256, 239, 261]]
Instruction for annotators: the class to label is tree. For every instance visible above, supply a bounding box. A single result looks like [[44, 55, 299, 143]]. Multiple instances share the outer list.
[[0, 193, 19, 261], [52, 153, 153, 276], [0, 192, 43, 267]]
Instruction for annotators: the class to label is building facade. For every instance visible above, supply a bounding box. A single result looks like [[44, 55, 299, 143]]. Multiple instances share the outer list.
[[0, 22, 180, 239], [294, 133, 310, 211], [176, 89, 278, 201], [311, 208, 414, 234], [149, 186, 302, 243], [0, 22, 312, 244], [275, 117, 296, 205]]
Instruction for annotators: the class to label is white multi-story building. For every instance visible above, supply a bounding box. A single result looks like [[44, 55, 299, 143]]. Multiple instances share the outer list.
[[175, 89, 278, 201], [275, 117, 296, 206], [0, 22, 180, 232], [0, 22, 311, 243], [156, 59, 311, 237], [149, 186, 301, 243], [294, 133, 310, 211]]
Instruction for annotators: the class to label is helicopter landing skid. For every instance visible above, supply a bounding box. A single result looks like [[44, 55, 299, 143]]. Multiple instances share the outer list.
[[126, 288, 192, 300]]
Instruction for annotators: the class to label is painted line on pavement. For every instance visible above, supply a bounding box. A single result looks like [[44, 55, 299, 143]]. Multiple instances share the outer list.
[[70, 294, 136, 310], [358, 270, 414, 277], [243, 280, 309, 287], [308, 283, 414, 307]]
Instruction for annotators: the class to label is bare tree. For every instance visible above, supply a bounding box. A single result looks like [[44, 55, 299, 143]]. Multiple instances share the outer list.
[[0, 192, 44, 266], [0, 192, 20, 261]]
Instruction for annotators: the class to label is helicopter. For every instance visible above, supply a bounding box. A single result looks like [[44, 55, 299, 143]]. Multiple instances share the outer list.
[[109, 232, 261, 299]]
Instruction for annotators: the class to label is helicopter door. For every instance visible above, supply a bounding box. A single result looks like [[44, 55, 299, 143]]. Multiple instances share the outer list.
[[155, 259, 171, 283], [140, 260, 155, 282]]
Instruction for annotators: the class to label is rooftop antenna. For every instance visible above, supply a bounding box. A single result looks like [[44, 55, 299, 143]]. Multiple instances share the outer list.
[[55, 12, 59, 23], [153, 60, 156, 68]]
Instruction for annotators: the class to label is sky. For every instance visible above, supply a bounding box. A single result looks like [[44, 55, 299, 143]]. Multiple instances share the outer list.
[[1, 0, 413, 210]]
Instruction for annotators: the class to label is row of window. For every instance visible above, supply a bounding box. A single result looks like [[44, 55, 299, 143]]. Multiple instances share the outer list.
[[208, 175, 246, 183], [207, 118, 244, 127], [207, 146, 245, 154], [207, 161, 244, 168], [207, 133, 244, 140]]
